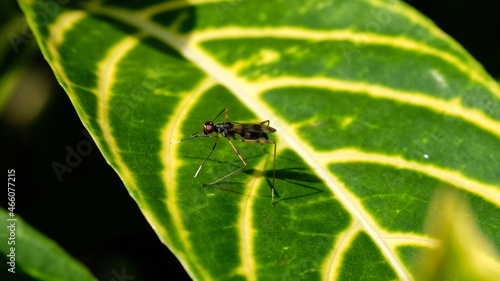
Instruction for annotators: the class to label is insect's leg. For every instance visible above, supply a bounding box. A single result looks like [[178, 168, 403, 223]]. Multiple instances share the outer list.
[[272, 140, 276, 206], [234, 139, 277, 206], [211, 108, 227, 123], [224, 108, 229, 122], [258, 120, 270, 126], [171, 134, 215, 144], [202, 138, 247, 186], [194, 135, 219, 178]]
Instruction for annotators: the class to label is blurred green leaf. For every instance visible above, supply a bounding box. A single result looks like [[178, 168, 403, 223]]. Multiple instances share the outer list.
[[0, 0, 52, 126], [0, 208, 96, 281], [416, 190, 500, 281]]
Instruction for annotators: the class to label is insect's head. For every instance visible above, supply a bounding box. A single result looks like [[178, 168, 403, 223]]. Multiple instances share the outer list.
[[203, 121, 214, 135]]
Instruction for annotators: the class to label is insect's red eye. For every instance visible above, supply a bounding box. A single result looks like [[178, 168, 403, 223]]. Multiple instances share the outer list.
[[204, 121, 214, 134]]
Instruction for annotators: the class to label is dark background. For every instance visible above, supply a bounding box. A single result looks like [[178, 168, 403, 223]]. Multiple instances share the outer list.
[[408, 0, 500, 78], [0, 1, 499, 280]]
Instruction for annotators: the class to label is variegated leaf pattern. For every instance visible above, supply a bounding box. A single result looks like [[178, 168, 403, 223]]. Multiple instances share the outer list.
[[19, 0, 500, 280]]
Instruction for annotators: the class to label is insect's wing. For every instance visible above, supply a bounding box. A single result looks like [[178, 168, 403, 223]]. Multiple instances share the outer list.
[[260, 124, 277, 133], [232, 122, 277, 134]]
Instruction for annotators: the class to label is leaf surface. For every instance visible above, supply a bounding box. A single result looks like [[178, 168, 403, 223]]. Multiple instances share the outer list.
[[19, 0, 500, 280]]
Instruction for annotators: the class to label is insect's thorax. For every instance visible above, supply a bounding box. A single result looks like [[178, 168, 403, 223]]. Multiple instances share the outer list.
[[215, 122, 235, 138]]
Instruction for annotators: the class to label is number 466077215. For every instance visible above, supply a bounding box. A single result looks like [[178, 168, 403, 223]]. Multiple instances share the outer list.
[[7, 169, 15, 215]]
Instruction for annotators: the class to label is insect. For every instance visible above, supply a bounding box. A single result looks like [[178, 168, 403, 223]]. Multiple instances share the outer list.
[[173, 108, 277, 205]]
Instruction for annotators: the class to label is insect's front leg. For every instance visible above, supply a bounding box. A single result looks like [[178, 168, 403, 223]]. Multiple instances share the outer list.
[[210, 108, 228, 123], [202, 138, 247, 186], [195, 134, 219, 178], [171, 134, 215, 144]]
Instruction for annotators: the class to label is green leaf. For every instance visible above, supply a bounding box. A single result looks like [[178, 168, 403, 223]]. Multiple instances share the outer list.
[[0, 208, 97, 280], [0, 3, 38, 114], [416, 190, 500, 281], [18, 0, 500, 280]]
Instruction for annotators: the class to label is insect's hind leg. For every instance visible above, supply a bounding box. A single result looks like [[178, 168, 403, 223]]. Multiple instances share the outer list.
[[257, 120, 270, 141], [234, 138, 277, 206]]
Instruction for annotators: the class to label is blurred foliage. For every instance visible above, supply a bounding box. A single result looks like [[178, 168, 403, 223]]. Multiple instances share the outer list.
[[418, 189, 500, 281]]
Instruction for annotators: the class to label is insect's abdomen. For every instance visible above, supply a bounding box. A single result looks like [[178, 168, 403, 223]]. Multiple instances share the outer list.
[[240, 131, 269, 140]]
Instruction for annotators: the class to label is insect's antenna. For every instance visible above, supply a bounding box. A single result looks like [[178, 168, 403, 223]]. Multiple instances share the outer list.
[[189, 129, 205, 136]]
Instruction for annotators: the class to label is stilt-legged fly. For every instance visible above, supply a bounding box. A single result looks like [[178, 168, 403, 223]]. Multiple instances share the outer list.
[[173, 108, 277, 205]]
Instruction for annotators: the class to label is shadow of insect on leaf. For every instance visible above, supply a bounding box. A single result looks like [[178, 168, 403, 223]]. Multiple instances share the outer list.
[[184, 152, 323, 204], [243, 167, 324, 203], [183, 152, 266, 164]]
